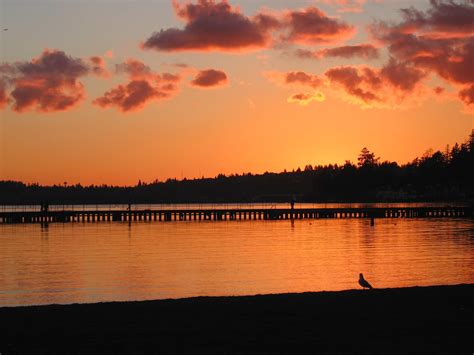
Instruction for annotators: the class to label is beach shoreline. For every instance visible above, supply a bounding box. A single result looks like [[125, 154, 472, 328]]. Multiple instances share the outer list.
[[1, 284, 473, 354]]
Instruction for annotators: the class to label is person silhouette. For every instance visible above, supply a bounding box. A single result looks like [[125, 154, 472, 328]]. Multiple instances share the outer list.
[[358, 273, 373, 289]]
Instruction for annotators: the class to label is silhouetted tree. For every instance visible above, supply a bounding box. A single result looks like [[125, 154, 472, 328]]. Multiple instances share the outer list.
[[358, 148, 379, 167], [0, 132, 472, 204]]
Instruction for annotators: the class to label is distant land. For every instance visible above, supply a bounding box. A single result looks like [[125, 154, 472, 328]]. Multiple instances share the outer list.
[[1, 131, 472, 205]]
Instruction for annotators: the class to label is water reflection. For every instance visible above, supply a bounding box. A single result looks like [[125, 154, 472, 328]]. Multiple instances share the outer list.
[[0, 218, 473, 306]]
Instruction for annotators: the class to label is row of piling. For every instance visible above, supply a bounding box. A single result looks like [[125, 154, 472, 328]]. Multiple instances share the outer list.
[[0, 206, 471, 224]]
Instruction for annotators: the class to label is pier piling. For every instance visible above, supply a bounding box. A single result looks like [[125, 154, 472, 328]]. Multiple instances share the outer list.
[[0, 206, 471, 225]]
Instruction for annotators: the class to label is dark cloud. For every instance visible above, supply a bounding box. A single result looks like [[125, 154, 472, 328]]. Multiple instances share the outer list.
[[318, 44, 379, 59], [142, 1, 354, 52], [16, 50, 89, 79], [93, 80, 166, 112], [94, 58, 181, 112], [459, 85, 474, 105], [283, 7, 355, 44], [370, 0, 474, 108], [89, 56, 109, 77], [294, 44, 379, 60], [380, 58, 427, 92], [116, 59, 153, 78], [325, 66, 380, 103], [285, 71, 321, 88], [0, 81, 8, 109], [411, 38, 474, 85], [11, 80, 85, 113], [6, 50, 90, 112], [191, 69, 228, 87], [325, 61, 426, 104], [142, 0, 279, 52], [0, 49, 108, 113], [397, 0, 474, 37]]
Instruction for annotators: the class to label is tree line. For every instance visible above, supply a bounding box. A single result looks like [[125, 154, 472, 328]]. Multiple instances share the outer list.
[[1, 131, 473, 205]]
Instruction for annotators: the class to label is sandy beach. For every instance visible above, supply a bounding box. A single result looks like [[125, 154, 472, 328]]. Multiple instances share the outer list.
[[1, 284, 472, 354]]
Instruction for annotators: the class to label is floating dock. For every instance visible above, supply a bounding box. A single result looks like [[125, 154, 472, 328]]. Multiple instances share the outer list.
[[0, 206, 471, 224]]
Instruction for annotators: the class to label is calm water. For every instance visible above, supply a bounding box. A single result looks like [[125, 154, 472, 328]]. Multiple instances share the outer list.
[[1, 218, 473, 307]]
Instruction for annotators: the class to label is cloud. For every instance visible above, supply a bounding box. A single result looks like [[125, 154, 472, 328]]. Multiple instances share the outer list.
[[266, 66, 423, 107], [93, 58, 181, 112], [295, 43, 379, 59], [325, 60, 427, 105], [191, 69, 228, 88], [264, 71, 322, 88], [411, 38, 474, 85], [0, 49, 109, 113], [459, 85, 474, 106], [268, 1, 472, 111], [325, 66, 380, 103], [116, 58, 154, 79], [89, 56, 109, 78], [285, 71, 322, 88], [173, 63, 189, 68], [142, 1, 355, 52], [10, 80, 85, 113], [93, 80, 167, 112], [0, 81, 8, 109], [293, 48, 316, 59], [370, 0, 474, 109], [0, 49, 97, 113], [318, 44, 379, 59], [396, 0, 474, 39], [282, 6, 355, 45], [162, 72, 181, 82], [142, 0, 279, 52], [380, 57, 427, 92], [287, 91, 325, 105]]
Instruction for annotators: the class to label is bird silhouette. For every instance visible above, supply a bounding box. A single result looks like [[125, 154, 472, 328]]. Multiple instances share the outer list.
[[358, 273, 373, 289]]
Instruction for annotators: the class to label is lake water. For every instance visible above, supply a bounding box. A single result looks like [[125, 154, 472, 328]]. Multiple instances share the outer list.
[[1, 218, 473, 307]]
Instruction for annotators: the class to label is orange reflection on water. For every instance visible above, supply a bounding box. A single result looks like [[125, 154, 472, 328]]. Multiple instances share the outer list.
[[0, 218, 473, 306]]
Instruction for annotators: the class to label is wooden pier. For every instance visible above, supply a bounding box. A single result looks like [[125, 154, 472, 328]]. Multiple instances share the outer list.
[[0, 206, 471, 224]]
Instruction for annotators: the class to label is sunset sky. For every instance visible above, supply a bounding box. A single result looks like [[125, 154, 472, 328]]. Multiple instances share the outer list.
[[1, 0, 473, 185]]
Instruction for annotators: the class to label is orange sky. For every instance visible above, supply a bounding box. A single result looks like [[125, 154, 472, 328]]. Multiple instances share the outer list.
[[0, 0, 473, 185]]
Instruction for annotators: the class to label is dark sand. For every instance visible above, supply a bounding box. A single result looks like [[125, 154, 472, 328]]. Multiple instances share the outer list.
[[1, 284, 473, 354]]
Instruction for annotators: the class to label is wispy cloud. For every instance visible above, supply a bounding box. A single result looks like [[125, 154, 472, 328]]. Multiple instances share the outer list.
[[287, 91, 325, 105]]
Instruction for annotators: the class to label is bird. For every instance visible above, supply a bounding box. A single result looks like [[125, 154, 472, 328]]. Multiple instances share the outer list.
[[3, 29, 7, 31], [358, 273, 373, 289]]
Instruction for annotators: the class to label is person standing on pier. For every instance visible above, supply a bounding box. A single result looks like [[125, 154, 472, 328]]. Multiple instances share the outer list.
[[290, 195, 296, 221], [40, 201, 49, 213]]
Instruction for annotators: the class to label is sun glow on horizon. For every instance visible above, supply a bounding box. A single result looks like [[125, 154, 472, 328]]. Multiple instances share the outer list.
[[0, 0, 472, 185]]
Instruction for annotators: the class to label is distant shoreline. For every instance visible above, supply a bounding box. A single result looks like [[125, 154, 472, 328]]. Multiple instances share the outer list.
[[1, 284, 472, 353]]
